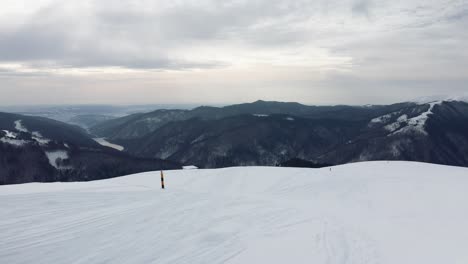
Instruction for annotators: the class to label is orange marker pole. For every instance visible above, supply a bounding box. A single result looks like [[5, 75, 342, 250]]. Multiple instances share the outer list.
[[161, 170, 165, 189]]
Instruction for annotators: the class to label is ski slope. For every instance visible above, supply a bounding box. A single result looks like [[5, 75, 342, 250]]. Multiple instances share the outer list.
[[1, 161, 468, 264]]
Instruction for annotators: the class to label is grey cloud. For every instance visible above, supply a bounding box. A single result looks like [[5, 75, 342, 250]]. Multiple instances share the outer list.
[[352, 0, 372, 17], [0, 25, 68, 61], [0, 2, 239, 70], [0, 0, 323, 71], [0, 0, 467, 105], [93, 0, 318, 43]]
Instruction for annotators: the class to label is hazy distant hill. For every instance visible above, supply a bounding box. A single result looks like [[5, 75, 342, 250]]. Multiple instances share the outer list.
[[0, 104, 199, 130]]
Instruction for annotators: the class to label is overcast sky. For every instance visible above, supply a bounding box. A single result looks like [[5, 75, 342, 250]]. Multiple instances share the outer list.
[[0, 0, 467, 105]]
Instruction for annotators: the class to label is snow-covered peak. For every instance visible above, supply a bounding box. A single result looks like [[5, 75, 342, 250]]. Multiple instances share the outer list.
[[410, 94, 468, 105]]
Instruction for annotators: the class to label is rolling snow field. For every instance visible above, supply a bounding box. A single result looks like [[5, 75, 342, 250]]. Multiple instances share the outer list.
[[1, 161, 468, 264]]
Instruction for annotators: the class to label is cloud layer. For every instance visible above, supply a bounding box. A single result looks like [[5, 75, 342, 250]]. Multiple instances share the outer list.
[[0, 0, 467, 105]]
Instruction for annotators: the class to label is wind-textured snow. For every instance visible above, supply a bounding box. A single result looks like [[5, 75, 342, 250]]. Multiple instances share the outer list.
[[1, 161, 468, 264], [93, 138, 125, 151]]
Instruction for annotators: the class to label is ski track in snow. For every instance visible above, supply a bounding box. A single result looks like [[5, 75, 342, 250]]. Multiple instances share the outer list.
[[1, 161, 468, 264]]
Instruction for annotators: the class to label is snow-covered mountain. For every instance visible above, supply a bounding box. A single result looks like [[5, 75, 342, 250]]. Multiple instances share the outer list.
[[1, 161, 467, 264]]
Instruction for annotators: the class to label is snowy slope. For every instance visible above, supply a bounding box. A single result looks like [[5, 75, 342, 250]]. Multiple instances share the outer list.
[[1, 161, 468, 264]]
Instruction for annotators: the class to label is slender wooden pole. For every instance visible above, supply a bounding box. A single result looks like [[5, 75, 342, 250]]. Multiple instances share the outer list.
[[161, 170, 165, 189]]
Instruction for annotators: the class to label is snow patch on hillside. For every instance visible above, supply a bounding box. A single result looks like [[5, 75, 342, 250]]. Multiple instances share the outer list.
[[1, 126, 51, 147], [191, 135, 206, 145], [183, 165, 198, 170], [45, 150, 70, 169], [93, 138, 124, 151], [14, 120, 28, 132], [2, 130, 17, 139], [370, 113, 393, 124], [396, 114, 408, 122], [31, 131, 42, 137], [392, 102, 441, 135], [381, 115, 405, 132], [31, 131, 51, 146], [32, 137, 51, 145], [369, 111, 401, 126], [142, 116, 163, 124], [0, 137, 27, 146]]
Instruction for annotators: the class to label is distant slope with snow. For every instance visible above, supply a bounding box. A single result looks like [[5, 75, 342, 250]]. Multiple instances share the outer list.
[[0, 112, 180, 184], [1, 161, 467, 264], [117, 100, 468, 168]]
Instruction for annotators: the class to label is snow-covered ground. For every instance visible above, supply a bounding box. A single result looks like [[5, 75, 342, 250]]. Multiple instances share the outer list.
[[1, 161, 468, 264]]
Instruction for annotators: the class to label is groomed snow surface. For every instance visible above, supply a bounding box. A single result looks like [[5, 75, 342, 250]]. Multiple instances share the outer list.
[[1, 161, 468, 264]]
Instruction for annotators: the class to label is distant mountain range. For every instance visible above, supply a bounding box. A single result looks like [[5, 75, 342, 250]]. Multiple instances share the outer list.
[[90, 100, 468, 168], [90, 100, 410, 139], [3, 99, 468, 184], [0, 112, 179, 184]]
